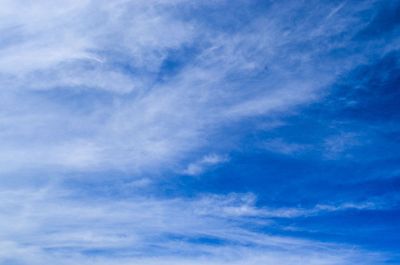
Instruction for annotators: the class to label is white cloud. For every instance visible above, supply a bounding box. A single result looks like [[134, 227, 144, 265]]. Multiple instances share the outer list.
[[0, 2, 396, 264], [182, 154, 229, 176], [0, 187, 387, 265], [0, 0, 387, 177]]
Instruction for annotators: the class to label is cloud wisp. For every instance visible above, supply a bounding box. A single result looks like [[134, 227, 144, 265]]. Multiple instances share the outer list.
[[0, 187, 387, 265]]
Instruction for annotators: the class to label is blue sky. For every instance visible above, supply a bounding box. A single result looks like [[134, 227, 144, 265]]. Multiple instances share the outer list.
[[0, 0, 399, 264]]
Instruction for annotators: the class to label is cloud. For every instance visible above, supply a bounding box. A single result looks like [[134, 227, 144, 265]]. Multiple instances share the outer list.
[[262, 138, 309, 155], [0, 1, 398, 264], [182, 154, 229, 176], [0, 0, 389, 177], [323, 132, 361, 159], [0, 186, 388, 265]]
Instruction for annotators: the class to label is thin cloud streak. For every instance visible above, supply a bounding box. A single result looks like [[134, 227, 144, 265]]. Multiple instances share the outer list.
[[0, 187, 386, 265]]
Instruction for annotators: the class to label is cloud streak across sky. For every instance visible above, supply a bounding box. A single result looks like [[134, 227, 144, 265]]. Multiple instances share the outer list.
[[0, 0, 399, 264]]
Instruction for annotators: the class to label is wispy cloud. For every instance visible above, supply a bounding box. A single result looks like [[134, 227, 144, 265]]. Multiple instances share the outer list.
[[0, 0, 390, 176], [323, 132, 362, 159], [0, 186, 387, 265], [262, 138, 309, 155], [0, 0, 398, 264], [182, 154, 229, 176]]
